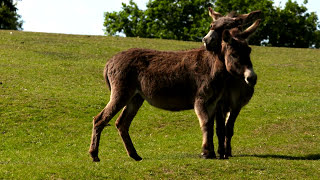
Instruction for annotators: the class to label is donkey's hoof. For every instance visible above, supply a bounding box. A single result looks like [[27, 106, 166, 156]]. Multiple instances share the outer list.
[[219, 154, 227, 159], [129, 153, 143, 161], [89, 150, 100, 162], [92, 156, 100, 162], [201, 152, 216, 159], [225, 151, 232, 159]]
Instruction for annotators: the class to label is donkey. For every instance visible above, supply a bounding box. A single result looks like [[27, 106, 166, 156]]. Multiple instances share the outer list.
[[214, 21, 260, 159], [89, 8, 261, 162], [216, 75, 256, 159]]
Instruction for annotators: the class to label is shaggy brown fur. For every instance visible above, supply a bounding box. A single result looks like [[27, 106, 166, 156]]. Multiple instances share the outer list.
[[89, 9, 261, 162]]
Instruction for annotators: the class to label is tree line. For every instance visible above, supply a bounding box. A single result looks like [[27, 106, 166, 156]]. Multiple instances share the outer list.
[[104, 0, 320, 48]]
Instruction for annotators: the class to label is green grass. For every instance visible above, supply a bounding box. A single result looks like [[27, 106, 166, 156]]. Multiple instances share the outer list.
[[0, 30, 319, 179]]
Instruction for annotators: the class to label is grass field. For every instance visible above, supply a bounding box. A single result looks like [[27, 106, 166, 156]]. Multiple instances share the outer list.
[[0, 30, 319, 179]]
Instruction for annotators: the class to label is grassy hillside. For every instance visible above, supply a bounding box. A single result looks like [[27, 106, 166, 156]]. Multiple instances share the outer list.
[[0, 30, 319, 179]]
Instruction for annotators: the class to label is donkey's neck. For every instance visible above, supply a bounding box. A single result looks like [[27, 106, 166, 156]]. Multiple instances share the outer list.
[[202, 49, 226, 79]]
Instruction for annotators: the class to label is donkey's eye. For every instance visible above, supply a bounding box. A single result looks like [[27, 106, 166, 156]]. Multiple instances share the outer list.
[[231, 54, 239, 59]]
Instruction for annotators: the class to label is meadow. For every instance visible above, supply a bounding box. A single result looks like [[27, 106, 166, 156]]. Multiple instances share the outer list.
[[0, 30, 319, 179]]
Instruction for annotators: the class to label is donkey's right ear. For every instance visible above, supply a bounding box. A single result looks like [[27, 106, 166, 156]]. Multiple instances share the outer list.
[[209, 7, 222, 21], [238, 19, 261, 39], [238, 10, 261, 24]]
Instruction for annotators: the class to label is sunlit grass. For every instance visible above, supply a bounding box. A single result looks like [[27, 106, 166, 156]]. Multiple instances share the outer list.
[[0, 30, 319, 179]]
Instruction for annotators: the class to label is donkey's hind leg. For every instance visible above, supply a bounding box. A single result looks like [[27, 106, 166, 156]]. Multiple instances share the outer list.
[[89, 89, 133, 162], [116, 94, 144, 161]]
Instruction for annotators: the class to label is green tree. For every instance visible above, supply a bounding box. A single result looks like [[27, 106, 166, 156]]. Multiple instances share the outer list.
[[0, 0, 23, 30], [144, 0, 212, 41], [104, 0, 213, 41], [214, 0, 320, 48], [104, 1, 147, 37], [268, 0, 319, 48]]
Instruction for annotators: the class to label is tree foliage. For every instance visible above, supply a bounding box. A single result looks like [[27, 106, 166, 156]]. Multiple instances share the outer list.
[[215, 0, 320, 48], [270, 0, 319, 48], [0, 0, 23, 30], [104, 0, 212, 41], [104, 0, 320, 48]]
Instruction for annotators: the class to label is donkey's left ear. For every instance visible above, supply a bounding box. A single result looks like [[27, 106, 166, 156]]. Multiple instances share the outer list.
[[209, 7, 223, 21]]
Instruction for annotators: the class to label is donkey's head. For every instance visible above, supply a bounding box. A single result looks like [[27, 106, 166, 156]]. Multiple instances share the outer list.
[[202, 8, 261, 52], [221, 20, 261, 86]]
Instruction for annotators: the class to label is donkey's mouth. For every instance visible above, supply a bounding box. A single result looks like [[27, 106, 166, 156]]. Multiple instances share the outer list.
[[202, 30, 219, 52], [202, 39, 216, 52], [203, 42, 213, 51], [203, 43, 214, 51]]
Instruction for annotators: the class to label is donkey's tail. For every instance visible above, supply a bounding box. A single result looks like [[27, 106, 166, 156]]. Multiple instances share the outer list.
[[103, 63, 111, 91]]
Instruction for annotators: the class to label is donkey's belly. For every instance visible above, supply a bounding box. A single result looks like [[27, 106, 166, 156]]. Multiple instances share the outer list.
[[138, 89, 195, 111], [137, 73, 198, 111], [145, 96, 194, 111]]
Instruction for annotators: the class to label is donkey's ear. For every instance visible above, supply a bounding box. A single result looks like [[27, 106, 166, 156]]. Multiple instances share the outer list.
[[209, 7, 222, 21], [238, 19, 261, 39], [238, 10, 261, 25], [222, 29, 232, 43]]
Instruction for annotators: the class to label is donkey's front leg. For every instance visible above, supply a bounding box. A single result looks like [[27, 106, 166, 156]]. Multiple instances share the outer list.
[[215, 109, 226, 159], [195, 99, 216, 159], [225, 109, 240, 158]]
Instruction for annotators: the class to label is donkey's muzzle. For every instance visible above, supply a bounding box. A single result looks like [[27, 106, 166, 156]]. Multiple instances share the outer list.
[[244, 68, 257, 86], [202, 30, 218, 51], [246, 74, 257, 86]]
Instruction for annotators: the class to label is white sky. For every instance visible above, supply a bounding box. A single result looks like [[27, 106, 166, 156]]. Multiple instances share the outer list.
[[16, 0, 319, 36], [16, 0, 148, 35]]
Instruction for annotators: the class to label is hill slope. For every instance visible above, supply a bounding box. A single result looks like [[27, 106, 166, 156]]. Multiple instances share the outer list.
[[0, 30, 319, 179]]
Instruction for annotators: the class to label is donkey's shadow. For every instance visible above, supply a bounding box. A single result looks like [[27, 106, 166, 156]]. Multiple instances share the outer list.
[[237, 154, 320, 160], [142, 153, 320, 161]]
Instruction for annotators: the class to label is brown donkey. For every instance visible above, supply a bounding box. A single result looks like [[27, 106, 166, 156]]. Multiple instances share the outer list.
[[89, 8, 261, 162], [214, 21, 260, 159]]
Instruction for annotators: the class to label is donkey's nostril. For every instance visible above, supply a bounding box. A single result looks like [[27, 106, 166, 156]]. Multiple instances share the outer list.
[[246, 75, 257, 86], [202, 37, 206, 43]]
